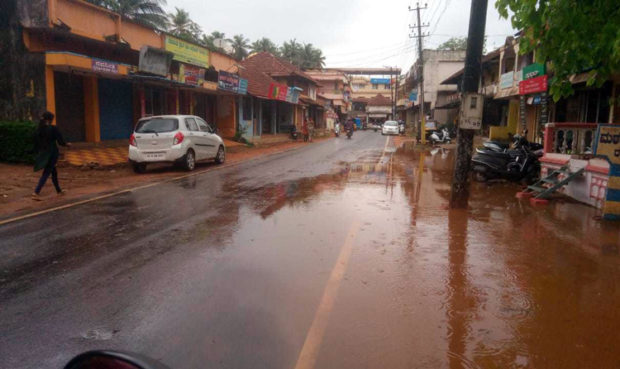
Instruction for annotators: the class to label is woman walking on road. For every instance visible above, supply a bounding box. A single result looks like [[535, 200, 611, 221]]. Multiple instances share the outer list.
[[32, 111, 70, 200]]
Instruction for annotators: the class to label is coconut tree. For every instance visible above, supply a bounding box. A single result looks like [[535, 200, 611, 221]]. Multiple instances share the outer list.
[[230, 34, 250, 61], [250, 38, 280, 56], [167, 7, 201, 43], [201, 31, 230, 53], [280, 39, 303, 66], [300, 43, 325, 70], [85, 0, 168, 30]]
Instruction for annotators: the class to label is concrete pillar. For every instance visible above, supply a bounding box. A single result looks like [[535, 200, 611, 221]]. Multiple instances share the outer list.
[[83, 76, 100, 142]]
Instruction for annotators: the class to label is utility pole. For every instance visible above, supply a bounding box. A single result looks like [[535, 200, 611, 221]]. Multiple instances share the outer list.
[[394, 73, 399, 120], [449, 0, 488, 208], [409, 3, 428, 143]]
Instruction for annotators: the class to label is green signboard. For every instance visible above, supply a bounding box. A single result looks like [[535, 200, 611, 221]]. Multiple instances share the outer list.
[[164, 35, 209, 68], [522, 63, 545, 80]]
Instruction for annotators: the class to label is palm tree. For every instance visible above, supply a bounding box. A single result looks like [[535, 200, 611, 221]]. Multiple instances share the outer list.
[[231, 34, 250, 61], [85, 0, 168, 30], [250, 38, 280, 56], [280, 39, 303, 67], [167, 7, 201, 43]]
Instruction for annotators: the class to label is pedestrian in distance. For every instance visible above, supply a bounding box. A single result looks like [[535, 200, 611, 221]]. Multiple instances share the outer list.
[[302, 119, 309, 142], [32, 111, 71, 201], [308, 118, 315, 142]]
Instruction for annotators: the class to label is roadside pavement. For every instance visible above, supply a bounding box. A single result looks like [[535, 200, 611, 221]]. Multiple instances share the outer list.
[[0, 138, 329, 220]]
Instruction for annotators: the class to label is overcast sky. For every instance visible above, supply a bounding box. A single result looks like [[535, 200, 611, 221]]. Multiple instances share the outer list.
[[166, 0, 516, 72]]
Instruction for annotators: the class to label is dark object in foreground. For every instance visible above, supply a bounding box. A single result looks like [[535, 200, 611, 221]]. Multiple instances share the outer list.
[[65, 351, 171, 369], [471, 135, 542, 184]]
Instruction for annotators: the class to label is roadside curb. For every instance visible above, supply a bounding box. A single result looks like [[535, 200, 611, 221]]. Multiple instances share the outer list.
[[0, 139, 332, 226]]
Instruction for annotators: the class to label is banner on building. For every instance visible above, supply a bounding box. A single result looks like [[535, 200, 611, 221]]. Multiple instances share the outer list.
[[269, 83, 288, 101], [500, 71, 514, 89], [519, 75, 548, 95], [219, 71, 240, 92], [593, 125, 620, 220], [139, 46, 173, 76], [92, 59, 118, 74], [409, 91, 418, 101], [286, 87, 302, 104], [165, 35, 209, 68], [238, 78, 248, 95], [179, 63, 204, 85], [370, 78, 391, 85], [522, 63, 545, 80]]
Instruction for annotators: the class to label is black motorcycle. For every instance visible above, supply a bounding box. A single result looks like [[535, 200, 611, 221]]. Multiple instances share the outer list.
[[471, 136, 542, 183], [346, 128, 353, 139], [289, 126, 298, 141]]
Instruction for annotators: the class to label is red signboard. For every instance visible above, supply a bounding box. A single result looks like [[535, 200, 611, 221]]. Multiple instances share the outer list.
[[269, 83, 288, 101], [519, 74, 547, 95]]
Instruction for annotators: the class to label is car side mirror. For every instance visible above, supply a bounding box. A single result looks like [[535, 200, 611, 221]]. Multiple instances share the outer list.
[[65, 350, 171, 369]]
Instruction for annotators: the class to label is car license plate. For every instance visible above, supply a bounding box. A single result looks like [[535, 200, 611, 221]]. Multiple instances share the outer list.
[[145, 153, 164, 160]]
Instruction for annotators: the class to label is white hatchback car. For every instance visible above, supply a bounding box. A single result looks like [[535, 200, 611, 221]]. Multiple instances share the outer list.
[[128, 115, 226, 173], [381, 120, 400, 135]]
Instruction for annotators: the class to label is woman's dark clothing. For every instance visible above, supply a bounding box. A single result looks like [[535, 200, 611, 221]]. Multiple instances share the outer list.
[[33, 125, 67, 194]]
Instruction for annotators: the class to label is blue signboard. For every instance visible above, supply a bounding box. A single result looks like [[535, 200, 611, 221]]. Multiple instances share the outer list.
[[238, 78, 248, 95], [370, 78, 391, 85], [409, 92, 418, 101]]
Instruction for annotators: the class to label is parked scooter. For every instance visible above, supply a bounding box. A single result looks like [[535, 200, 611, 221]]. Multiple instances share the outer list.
[[471, 135, 542, 183], [429, 128, 451, 145], [399, 121, 405, 135], [346, 128, 353, 139], [290, 126, 298, 141], [334, 123, 340, 137]]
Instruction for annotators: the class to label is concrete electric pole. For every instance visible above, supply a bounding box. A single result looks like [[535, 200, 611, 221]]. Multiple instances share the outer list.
[[449, 0, 488, 208], [409, 3, 428, 143]]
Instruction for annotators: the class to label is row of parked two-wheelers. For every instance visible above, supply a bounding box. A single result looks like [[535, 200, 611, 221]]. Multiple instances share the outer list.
[[471, 133, 544, 184]]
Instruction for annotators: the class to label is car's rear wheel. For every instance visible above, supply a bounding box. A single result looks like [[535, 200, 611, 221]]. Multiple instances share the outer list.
[[132, 163, 147, 174], [183, 149, 196, 171], [215, 145, 225, 164]]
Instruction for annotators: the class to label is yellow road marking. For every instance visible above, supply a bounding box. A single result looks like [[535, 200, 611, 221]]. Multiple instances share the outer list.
[[293, 221, 360, 369]]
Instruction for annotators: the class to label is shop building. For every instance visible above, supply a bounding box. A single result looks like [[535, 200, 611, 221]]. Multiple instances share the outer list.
[[1, 0, 245, 143]]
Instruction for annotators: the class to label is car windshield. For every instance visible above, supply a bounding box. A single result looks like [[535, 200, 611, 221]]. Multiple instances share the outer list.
[[384, 121, 398, 126], [135, 118, 178, 133]]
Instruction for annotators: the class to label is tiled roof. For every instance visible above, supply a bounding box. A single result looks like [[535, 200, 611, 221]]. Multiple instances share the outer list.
[[238, 63, 280, 99], [241, 52, 319, 85], [367, 94, 392, 106]]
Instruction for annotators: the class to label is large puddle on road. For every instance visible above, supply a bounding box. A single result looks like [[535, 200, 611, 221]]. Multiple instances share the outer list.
[[11, 139, 618, 369], [157, 143, 620, 369]]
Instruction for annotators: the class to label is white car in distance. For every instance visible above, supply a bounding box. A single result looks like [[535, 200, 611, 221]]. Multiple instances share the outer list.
[[381, 120, 400, 135], [128, 115, 226, 173]]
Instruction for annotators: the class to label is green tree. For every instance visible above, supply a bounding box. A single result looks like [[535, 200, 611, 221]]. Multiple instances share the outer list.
[[250, 38, 280, 56], [231, 34, 250, 61], [437, 37, 468, 51], [167, 7, 202, 43], [301, 43, 325, 70], [85, 0, 168, 29], [280, 39, 303, 66], [495, 0, 620, 100]]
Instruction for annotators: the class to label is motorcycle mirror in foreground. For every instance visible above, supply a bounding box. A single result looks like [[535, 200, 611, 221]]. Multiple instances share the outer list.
[[65, 351, 171, 369]]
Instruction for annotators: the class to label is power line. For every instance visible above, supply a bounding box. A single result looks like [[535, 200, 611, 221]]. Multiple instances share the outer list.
[[430, 0, 451, 35]]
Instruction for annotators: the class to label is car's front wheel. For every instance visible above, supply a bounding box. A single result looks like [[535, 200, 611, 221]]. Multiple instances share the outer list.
[[183, 149, 196, 171], [215, 145, 225, 164]]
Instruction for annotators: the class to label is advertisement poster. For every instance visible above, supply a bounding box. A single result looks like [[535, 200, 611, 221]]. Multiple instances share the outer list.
[[218, 71, 240, 92]]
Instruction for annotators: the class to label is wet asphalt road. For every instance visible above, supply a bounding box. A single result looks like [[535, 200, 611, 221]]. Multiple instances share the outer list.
[[2, 131, 620, 369]]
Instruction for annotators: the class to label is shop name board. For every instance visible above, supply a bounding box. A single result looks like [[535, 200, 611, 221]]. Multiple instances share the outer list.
[[522, 63, 545, 80], [238, 78, 248, 95], [409, 91, 418, 101], [286, 87, 301, 104], [179, 63, 204, 86], [367, 106, 391, 113], [593, 125, 620, 220], [269, 83, 288, 101], [92, 59, 118, 74], [500, 71, 514, 89], [165, 35, 209, 68], [519, 75, 548, 95], [594, 125, 620, 165], [218, 71, 239, 92], [139, 46, 172, 76], [370, 78, 391, 85]]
